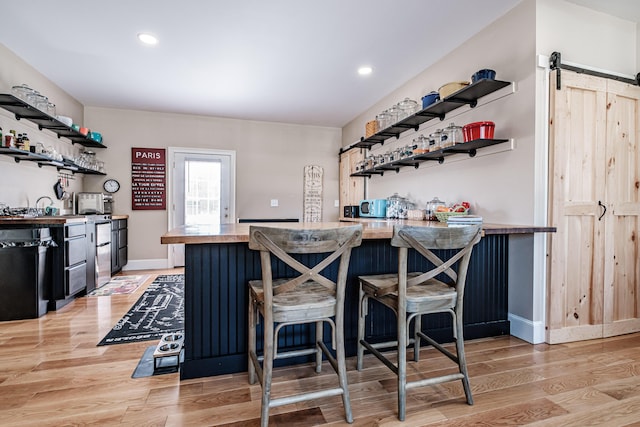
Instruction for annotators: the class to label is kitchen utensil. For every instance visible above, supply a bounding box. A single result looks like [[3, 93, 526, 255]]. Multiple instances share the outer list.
[[471, 68, 496, 83], [438, 81, 470, 99], [421, 91, 440, 109], [53, 179, 64, 200], [463, 121, 495, 142]]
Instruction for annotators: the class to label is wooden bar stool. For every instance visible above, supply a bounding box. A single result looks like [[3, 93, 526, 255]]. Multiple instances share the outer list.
[[356, 224, 482, 421], [247, 224, 363, 426]]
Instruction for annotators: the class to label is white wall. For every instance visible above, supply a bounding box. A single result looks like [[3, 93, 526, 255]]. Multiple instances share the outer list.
[[342, 1, 536, 225], [83, 107, 342, 266], [537, 0, 637, 76]]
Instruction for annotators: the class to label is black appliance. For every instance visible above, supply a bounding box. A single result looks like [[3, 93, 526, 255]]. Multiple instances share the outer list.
[[0, 228, 52, 320], [343, 205, 359, 218]]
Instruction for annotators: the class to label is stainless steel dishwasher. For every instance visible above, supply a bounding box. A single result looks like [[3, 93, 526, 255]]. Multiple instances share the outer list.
[[85, 214, 112, 292], [95, 219, 112, 288]]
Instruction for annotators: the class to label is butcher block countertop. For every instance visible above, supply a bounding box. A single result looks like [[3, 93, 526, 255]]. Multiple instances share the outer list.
[[161, 219, 555, 245], [0, 214, 129, 226], [0, 215, 87, 225]]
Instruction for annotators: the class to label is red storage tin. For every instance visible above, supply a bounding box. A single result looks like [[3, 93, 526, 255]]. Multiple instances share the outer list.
[[463, 121, 495, 142]]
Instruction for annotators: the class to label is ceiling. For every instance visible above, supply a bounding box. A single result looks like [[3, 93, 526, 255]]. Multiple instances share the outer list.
[[0, 1, 637, 128]]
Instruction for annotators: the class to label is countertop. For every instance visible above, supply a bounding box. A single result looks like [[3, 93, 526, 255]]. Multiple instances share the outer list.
[[0, 214, 128, 226], [161, 219, 555, 245]]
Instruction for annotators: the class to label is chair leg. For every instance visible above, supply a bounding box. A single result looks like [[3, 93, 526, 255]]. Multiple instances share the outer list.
[[248, 295, 257, 385], [315, 321, 323, 373], [413, 314, 422, 362], [336, 319, 353, 423], [260, 316, 274, 427], [356, 284, 366, 371], [454, 311, 473, 405], [397, 308, 407, 421]]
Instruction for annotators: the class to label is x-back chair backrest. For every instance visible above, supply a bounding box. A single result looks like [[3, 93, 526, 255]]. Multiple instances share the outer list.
[[390, 225, 482, 292], [249, 225, 363, 299]]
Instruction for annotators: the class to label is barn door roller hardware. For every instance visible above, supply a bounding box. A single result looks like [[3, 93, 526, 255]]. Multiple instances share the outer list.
[[549, 51, 640, 90]]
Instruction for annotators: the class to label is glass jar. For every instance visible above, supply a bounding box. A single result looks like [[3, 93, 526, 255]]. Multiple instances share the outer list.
[[398, 97, 419, 119], [426, 196, 446, 221], [46, 102, 57, 117], [386, 193, 404, 219], [413, 134, 429, 154], [35, 96, 49, 112], [444, 122, 464, 145], [377, 110, 391, 131], [387, 104, 400, 125], [11, 84, 34, 101], [384, 150, 395, 164], [429, 129, 444, 150]]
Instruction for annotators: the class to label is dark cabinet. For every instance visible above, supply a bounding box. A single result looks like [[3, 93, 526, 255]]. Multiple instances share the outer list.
[[111, 219, 128, 274], [49, 223, 87, 310]]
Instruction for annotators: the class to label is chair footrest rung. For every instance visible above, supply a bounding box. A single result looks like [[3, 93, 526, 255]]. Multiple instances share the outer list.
[[406, 373, 465, 390], [269, 387, 344, 408]]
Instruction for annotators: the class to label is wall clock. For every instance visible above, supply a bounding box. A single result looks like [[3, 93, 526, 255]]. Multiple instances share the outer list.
[[103, 178, 121, 193]]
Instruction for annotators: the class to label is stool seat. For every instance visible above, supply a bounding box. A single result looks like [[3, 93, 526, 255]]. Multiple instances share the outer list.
[[359, 272, 457, 313], [249, 278, 337, 320]]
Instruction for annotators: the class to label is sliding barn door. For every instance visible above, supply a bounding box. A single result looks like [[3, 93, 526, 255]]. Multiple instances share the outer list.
[[548, 70, 640, 343]]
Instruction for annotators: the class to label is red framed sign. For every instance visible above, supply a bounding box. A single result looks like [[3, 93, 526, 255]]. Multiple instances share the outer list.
[[131, 147, 166, 210]]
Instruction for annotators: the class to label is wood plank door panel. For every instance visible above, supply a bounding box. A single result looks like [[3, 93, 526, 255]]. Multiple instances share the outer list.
[[603, 82, 640, 337], [339, 149, 364, 209], [548, 70, 607, 343]]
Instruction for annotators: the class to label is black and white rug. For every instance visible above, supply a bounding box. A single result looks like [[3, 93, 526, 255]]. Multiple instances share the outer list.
[[97, 274, 184, 346]]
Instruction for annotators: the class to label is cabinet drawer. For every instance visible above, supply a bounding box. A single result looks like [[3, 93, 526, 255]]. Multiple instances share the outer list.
[[66, 224, 86, 238], [66, 262, 86, 296], [66, 237, 87, 266], [118, 229, 127, 248]]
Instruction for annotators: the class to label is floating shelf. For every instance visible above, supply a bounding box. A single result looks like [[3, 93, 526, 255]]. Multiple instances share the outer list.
[[0, 147, 106, 175], [341, 79, 511, 153], [350, 139, 508, 177], [0, 94, 107, 148]]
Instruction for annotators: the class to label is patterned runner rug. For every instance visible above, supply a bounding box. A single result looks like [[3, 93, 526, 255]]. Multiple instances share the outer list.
[[88, 274, 151, 296], [97, 274, 184, 346]]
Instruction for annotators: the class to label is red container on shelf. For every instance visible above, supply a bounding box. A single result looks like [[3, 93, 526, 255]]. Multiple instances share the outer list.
[[463, 121, 495, 142]]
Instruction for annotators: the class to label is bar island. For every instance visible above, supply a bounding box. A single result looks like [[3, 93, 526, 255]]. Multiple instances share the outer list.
[[161, 220, 554, 380]]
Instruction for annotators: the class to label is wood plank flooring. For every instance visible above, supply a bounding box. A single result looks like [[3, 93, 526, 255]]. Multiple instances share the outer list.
[[2, 268, 640, 426]]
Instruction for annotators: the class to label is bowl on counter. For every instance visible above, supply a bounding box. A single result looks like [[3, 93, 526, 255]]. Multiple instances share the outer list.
[[463, 121, 495, 142], [438, 81, 470, 99], [471, 68, 496, 83]]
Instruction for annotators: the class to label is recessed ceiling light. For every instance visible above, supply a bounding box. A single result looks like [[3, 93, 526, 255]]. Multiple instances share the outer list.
[[358, 66, 373, 76], [137, 33, 158, 45]]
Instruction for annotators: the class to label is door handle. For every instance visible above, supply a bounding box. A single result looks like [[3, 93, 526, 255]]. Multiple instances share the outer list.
[[598, 200, 607, 221]]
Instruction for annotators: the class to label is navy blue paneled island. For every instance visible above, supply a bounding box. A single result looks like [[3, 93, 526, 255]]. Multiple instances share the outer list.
[[161, 220, 554, 380]]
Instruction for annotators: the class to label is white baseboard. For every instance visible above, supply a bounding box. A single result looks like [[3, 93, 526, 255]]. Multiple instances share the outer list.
[[508, 313, 546, 344], [122, 259, 170, 271]]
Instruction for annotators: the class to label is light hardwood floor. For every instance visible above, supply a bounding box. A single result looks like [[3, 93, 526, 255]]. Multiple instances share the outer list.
[[2, 269, 640, 426]]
